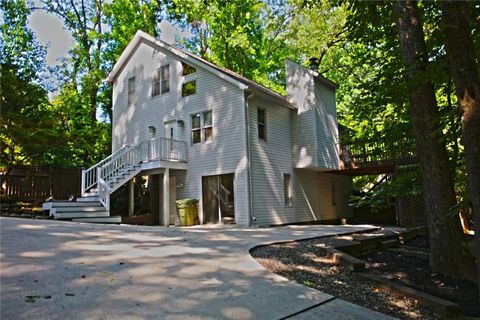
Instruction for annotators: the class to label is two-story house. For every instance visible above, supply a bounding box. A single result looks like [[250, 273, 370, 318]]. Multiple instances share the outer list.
[[44, 30, 353, 226]]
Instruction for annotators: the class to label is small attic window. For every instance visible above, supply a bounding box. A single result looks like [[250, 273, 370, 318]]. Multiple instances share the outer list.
[[182, 80, 196, 97], [182, 62, 196, 76]]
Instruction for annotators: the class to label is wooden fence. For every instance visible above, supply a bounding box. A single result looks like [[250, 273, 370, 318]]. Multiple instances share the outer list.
[[0, 166, 82, 203]]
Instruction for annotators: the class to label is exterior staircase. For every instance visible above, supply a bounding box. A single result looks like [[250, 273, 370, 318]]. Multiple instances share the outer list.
[[42, 138, 187, 224]]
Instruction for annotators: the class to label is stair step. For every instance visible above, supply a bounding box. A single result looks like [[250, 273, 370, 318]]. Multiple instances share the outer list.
[[42, 201, 101, 210], [52, 211, 110, 219], [77, 196, 99, 202], [54, 206, 105, 213], [72, 216, 122, 224], [378, 239, 400, 250]]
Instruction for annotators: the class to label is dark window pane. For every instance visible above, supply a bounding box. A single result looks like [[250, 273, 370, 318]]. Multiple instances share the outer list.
[[191, 113, 201, 129], [152, 81, 160, 96], [192, 130, 201, 144], [258, 124, 265, 140], [204, 127, 212, 142], [182, 62, 196, 76], [257, 109, 265, 124], [182, 80, 196, 97]]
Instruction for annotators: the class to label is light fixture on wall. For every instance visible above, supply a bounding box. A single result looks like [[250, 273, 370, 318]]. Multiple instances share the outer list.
[[176, 182, 184, 189], [177, 119, 184, 128]]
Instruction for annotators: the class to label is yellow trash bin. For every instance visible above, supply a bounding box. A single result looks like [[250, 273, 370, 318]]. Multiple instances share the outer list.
[[176, 199, 198, 226]]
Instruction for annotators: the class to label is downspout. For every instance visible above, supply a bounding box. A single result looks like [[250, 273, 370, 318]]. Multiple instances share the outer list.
[[244, 89, 255, 226]]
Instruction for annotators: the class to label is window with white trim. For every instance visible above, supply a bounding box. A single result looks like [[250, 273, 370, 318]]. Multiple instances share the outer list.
[[161, 65, 170, 93], [191, 111, 212, 144], [128, 77, 136, 106], [182, 62, 196, 76], [284, 173, 292, 206], [182, 80, 196, 97], [258, 108, 266, 140], [152, 64, 170, 97]]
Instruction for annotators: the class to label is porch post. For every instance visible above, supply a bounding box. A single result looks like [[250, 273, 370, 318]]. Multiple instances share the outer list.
[[128, 179, 134, 217], [163, 168, 170, 226], [81, 169, 85, 197]]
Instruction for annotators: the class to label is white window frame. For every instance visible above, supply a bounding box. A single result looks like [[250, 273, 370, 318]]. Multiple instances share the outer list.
[[257, 108, 266, 141], [284, 173, 292, 207], [151, 64, 170, 97], [191, 110, 213, 144], [161, 64, 170, 94], [128, 76, 136, 106], [151, 69, 160, 97]]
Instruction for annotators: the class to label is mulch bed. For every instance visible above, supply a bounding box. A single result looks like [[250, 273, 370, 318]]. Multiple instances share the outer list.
[[360, 235, 479, 317], [251, 234, 479, 320]]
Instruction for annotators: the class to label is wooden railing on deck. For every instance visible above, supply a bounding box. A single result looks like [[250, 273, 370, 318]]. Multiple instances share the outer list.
[[340, 138, 416, 169]]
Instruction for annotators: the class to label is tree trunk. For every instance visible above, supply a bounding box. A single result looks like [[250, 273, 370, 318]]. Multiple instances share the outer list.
[[394, 0, 467, 278], [442, 0, 480, 288]]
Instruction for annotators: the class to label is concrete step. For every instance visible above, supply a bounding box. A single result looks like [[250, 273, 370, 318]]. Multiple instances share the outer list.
[[52, 211, 110, 220], [42, 201, 101, 210], [54, 205, 105, 213], [72, 216, 122, 224], [77, 195, 99, 202]]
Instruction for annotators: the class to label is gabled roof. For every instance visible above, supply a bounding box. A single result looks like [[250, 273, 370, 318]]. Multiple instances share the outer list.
[[107, 30, 294, 108]]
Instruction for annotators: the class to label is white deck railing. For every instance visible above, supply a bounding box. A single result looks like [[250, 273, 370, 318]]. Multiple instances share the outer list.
[[81, 138, 187, 200]]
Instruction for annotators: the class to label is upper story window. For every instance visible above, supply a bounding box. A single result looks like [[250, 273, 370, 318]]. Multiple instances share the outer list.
[[182, 80, 196, 97], [181, 62, 196, 97], [182, 62, 196, 76], [152, 64, 170, 97], [161, 65, 170, 94], [191, 110, 212, 144], [128, 77, 136, 106], [257, 108, 266, 140]]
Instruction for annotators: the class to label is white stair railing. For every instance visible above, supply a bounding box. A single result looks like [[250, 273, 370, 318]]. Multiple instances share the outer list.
[[81, 146, 130, 196], [83, 138, 188, 209]]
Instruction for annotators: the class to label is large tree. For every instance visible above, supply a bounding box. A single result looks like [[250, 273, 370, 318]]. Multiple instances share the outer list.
[[441, 0, 480, 288], [38, 0, 106, 121], [393, 0, 468, 278], [0, 0, 61, 165]]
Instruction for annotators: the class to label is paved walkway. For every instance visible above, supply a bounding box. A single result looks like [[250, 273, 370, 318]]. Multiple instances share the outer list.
[[0, 218, 395, 319]]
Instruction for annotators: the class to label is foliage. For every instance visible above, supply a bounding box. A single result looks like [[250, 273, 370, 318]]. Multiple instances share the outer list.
[[167, 0, 290, 92], [350, 167, 422, 211]]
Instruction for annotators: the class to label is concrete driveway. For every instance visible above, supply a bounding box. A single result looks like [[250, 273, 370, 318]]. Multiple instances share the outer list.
[[0, 218, 394, 319]]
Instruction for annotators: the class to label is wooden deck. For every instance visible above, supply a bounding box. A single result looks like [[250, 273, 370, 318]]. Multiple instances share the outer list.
[[331, 139, 417, 176]]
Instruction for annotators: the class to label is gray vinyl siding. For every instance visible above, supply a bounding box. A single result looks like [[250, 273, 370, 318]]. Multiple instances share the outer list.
[[293, 170, 353, 221], [112, 40, 249, 225], [249, 97, 295, 226], [286, 60, 339, 170], [314, 81, 340, 170], [286, 60, 317, 168]]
